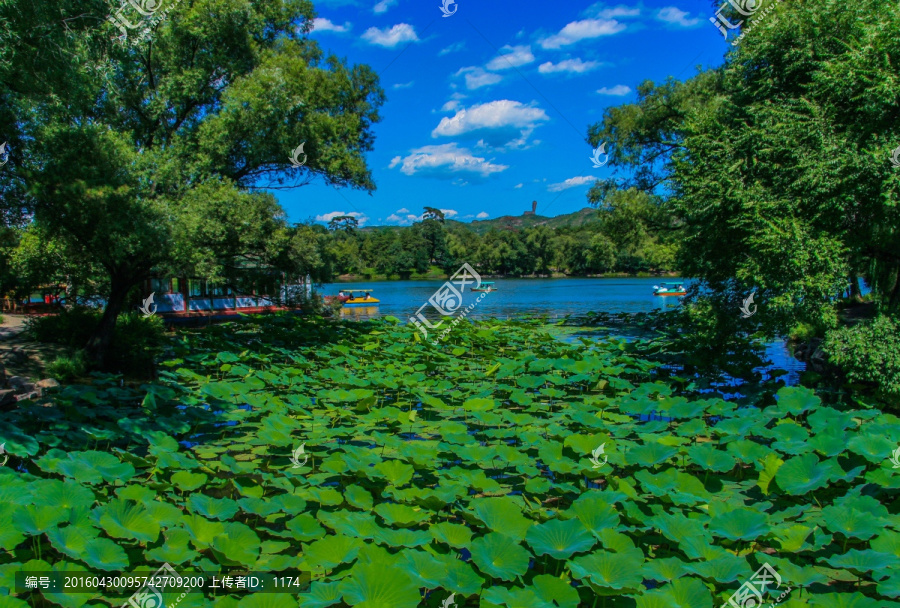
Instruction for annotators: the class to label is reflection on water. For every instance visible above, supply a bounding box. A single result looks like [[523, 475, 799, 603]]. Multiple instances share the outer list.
[[325, 277, 805, 385], [340, 305, 381, 320]]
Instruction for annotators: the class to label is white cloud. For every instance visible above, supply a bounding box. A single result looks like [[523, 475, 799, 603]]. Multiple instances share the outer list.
[[596, 84, 632, 95], [441, 100, 462, 112], [547, 176, 598, 192], [588, 4, 641, 19], [485, 45, 535, 71], [393, 81, 414, 89], [312, 18, 351, 33], [386, 213, 409, 224], [362, 23, 418, 47], [476, 212, 489, 219], [540, 19, 626, 49], [441, 209, 459, 218], [456, 66, 503, 90], [315, 211, 369, 225], [538, 58, 601, 74], [514, 183, 523, 189], [396, 207, 410, 213], [656, 7, 700, 27], [439, 40, 466, 56], [388, 143, 509, 178], [432, 100, 550, 148], [373, 0, 397, 14]]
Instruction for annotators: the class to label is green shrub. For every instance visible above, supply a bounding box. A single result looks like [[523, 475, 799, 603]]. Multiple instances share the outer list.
[[26, 306, 99, 347], [107, 312, 167, 376], [27, 307, 168, 377], [788, 321, 819, 341], [46, 351, 88, 381], [824, 315, 900, 398]]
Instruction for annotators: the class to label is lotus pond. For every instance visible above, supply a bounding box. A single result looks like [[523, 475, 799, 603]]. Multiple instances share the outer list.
[[1, 314, 899, 607]]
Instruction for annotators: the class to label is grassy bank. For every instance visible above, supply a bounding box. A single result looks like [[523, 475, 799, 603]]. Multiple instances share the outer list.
[[1, 315, 897, 607]]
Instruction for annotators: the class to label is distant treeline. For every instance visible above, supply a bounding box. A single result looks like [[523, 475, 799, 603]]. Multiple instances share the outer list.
[[323, 195, 677, 279]]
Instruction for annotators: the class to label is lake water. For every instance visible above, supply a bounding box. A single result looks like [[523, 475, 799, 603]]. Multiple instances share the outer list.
[[325, 277, 806, 386]]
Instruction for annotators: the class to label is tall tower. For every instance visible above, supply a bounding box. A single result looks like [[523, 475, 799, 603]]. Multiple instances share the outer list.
[[532, 200, 537, 214]]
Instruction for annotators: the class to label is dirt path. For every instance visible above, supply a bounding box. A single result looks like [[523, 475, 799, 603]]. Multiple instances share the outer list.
[[0, 315, 66, 378]]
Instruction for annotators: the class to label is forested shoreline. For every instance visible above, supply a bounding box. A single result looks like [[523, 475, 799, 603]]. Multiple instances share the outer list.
[[319, 197, 678, 280]]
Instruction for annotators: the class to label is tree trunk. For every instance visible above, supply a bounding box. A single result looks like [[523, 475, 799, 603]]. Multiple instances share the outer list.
[[849, 270, 861, 299], [888, 267, 900, 312], [85, 276, 133, 369]]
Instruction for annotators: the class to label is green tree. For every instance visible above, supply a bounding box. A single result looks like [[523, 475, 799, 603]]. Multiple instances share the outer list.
[[418, 208, 449, 266], [2, 0, 384, 365], [588, 0, 900, 329], [328, 215, 360, 233], [524, 226, 553, 275]]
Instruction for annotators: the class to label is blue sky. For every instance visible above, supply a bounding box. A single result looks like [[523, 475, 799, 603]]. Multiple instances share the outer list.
[[279, 0, 729, 227]]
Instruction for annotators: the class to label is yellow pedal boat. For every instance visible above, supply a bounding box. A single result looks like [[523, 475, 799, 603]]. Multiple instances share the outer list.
[[338, 289, 380, 305]]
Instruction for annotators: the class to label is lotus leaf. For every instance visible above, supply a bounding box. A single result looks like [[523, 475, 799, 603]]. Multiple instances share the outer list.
[[634, 576, 713, 608], [470, 496, 533, 541], [708, 508, 770, 541], [374, 503, 429, 527], [212, 522, 261, 567], [775, 454, 837, 495], [304, 535, 364, 570], [629, 442, 678, 467], [338, 562, 421, 608], [469, 532, 531, 581], [98, 498, 160, 542], [525, 517, 596, 559], [429, 522, 473, 548], [53, 451, 135, 485], [821, 507, 884, 540], [569, 549, 643, 591], [170, 470, 208, 491], [81, 537, 129, 570]]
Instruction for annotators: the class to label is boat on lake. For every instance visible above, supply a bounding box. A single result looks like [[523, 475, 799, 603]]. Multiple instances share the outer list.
[[471, 282, 496, 292], [338, 289, 380, 305], [653, 282, 686, 296]]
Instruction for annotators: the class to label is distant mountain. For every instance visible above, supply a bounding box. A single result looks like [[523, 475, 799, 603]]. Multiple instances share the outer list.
[[450, 207, 600, 235], [361, 208, 600, 234]]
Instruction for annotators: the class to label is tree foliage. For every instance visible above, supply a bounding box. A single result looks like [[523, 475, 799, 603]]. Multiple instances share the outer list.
[[588, 0, 900, 330], [0, 0, 385, 364], [322, 205, 678, 279]]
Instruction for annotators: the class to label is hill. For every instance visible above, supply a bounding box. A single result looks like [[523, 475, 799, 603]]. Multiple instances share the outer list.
[[450, 207, 600, 235], [361, 207, 600, 234]]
